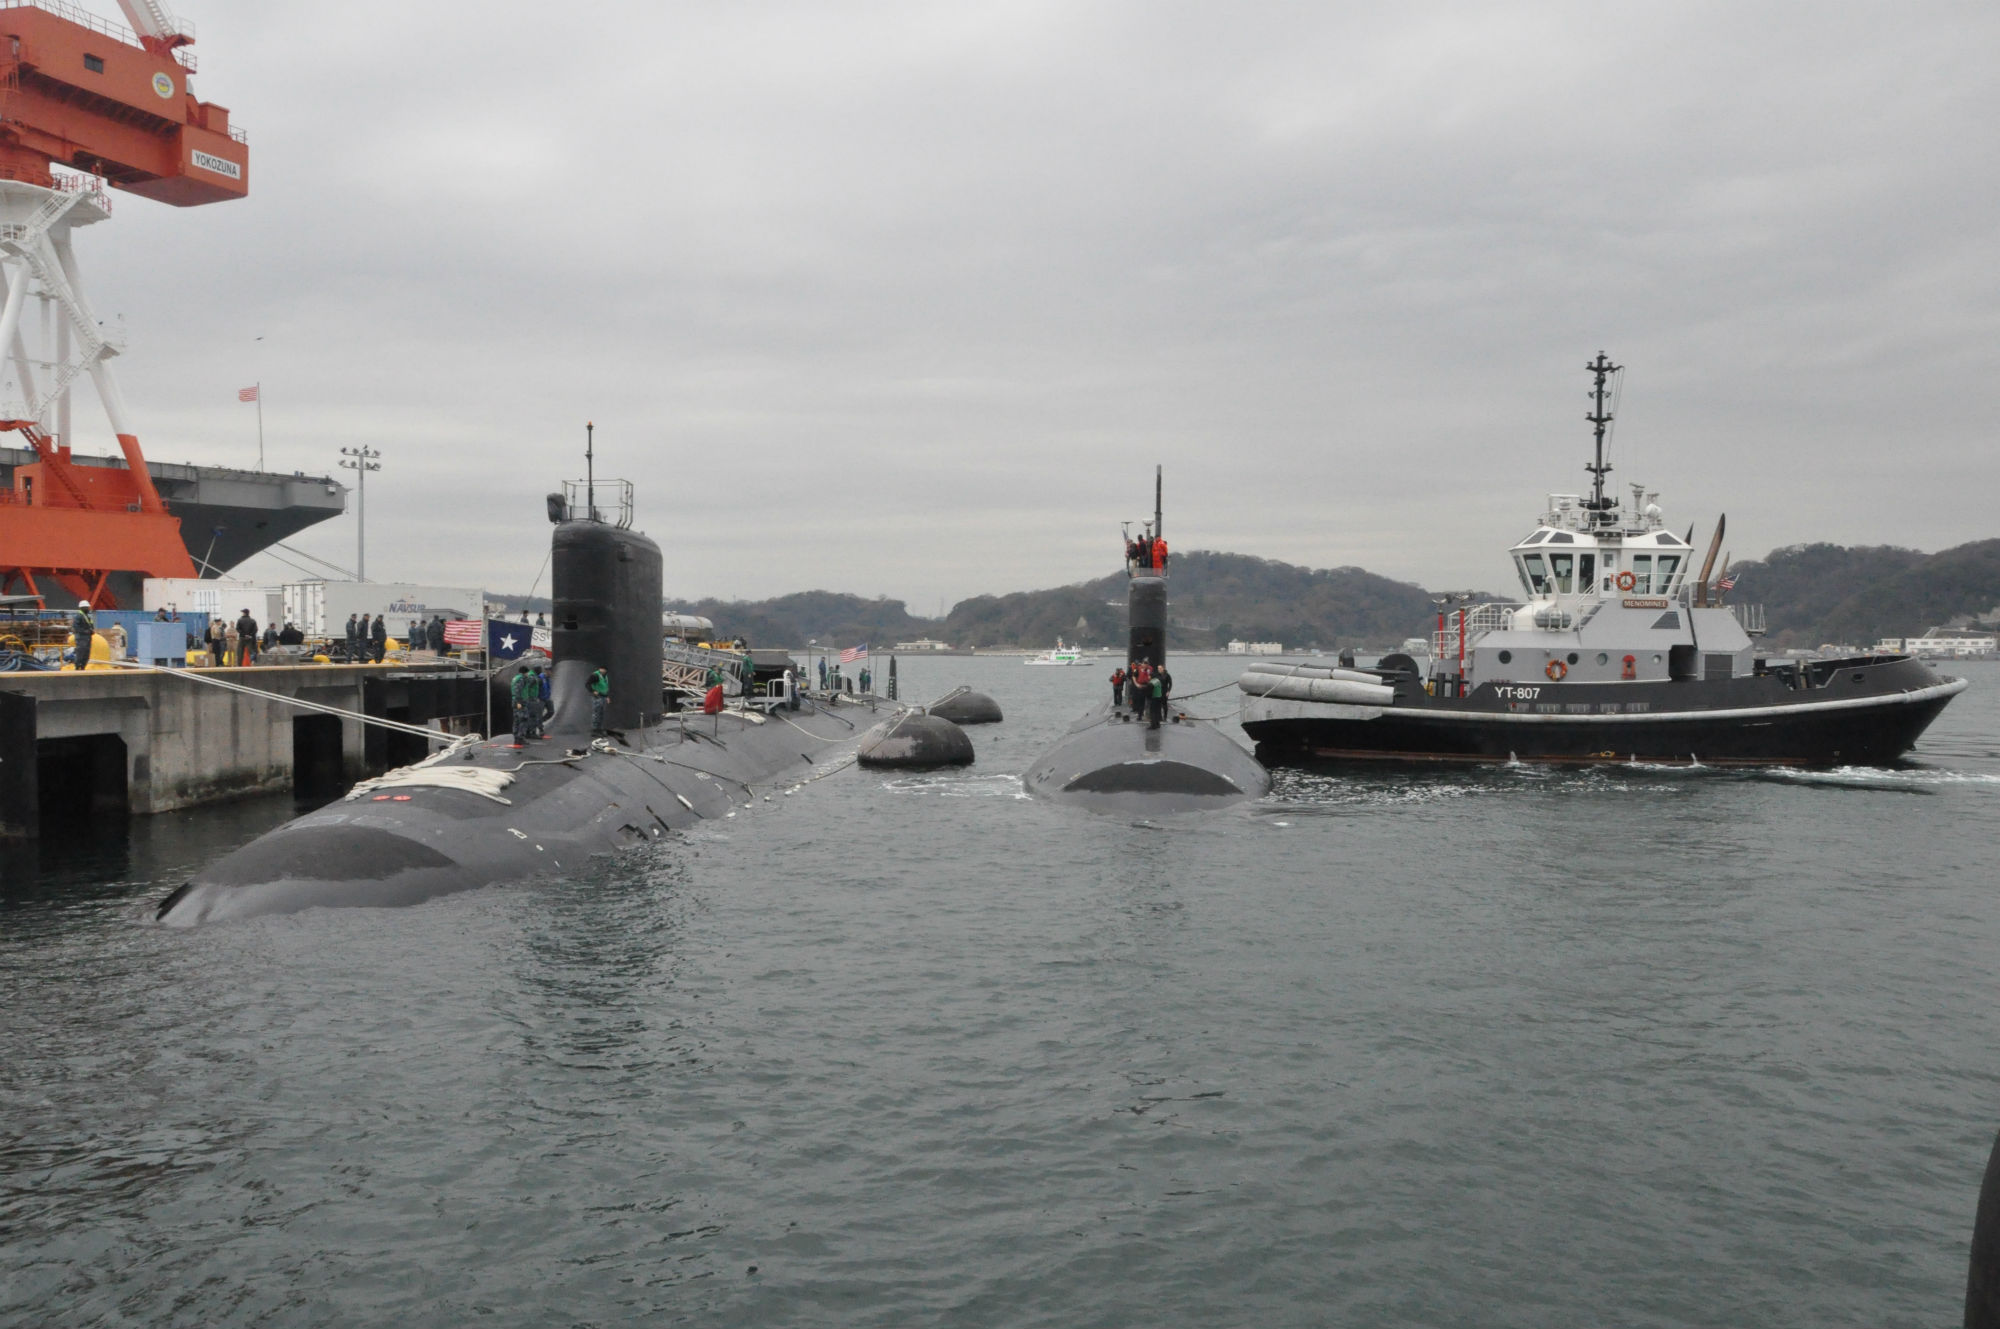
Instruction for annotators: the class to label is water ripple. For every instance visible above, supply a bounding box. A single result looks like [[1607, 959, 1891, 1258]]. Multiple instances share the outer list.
[[2, 658, 1996, 1326]]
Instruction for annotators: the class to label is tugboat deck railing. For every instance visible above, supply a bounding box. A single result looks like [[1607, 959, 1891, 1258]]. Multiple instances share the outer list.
[[1430, 596, 1766, 660], [1729, 603, 1766, 636], [1433, 601, 1524, 661]]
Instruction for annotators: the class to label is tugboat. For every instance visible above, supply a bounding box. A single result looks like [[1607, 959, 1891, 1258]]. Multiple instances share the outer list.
[[1024, 469, 1270, 812], [1240, 355, 1969, 766]]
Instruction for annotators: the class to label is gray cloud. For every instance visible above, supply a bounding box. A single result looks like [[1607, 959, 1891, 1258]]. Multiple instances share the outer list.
[[76, 0, 2000, 607]]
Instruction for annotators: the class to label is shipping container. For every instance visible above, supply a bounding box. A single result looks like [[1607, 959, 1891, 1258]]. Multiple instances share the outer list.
[[281, 582, 485, 639], [143, 578, 282, 628]]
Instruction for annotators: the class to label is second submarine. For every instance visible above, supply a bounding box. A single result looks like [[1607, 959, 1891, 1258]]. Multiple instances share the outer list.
[[1021, 468, 1270, 814]]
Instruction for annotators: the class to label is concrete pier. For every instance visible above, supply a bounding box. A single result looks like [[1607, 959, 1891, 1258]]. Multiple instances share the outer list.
[[0, 665, 489, 839]]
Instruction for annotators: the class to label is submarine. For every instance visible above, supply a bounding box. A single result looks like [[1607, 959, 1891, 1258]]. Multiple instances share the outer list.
[[1022, 469, 1270, 814], [156, 478, 891, 925]]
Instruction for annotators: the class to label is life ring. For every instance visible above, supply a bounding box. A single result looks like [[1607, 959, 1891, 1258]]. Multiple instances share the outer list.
[[1615, 571, 1636, 591], [1546, 659, 1568, 681]]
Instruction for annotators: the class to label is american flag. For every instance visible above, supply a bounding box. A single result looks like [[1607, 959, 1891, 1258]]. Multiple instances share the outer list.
[[443, 618, 483, 646], [237, 385, 259, 402], [1717, 571, 1738, 592], [839, 643, 867, 664]]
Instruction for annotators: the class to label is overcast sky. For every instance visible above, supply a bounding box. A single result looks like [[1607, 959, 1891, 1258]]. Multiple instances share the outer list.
[[81, 1, 2000, 611]]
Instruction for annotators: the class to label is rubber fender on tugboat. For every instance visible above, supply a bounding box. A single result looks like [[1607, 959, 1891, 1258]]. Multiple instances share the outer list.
[[1236, 672, 1395, 705], [1240, 662, 1385, 686]]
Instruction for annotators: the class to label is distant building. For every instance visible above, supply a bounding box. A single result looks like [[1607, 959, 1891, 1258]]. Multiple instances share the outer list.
[[1226, 639, 1283, 655], [894, 638, 951, 651], [1876, 631, 1996, 658]]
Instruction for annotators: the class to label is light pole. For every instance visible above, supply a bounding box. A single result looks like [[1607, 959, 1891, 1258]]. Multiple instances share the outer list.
[[1452, 592, 1473, 692], [338, 444, 381, 579]]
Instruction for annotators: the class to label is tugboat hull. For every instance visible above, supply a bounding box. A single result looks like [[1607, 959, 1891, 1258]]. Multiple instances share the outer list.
[[1244, 661, 1966, 767]]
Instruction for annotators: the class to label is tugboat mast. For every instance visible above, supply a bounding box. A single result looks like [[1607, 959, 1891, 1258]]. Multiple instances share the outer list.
[[1584, 352, 1621, 526]]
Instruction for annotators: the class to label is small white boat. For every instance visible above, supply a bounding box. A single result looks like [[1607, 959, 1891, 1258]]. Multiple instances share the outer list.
[[1026, 638, 1084, 665]]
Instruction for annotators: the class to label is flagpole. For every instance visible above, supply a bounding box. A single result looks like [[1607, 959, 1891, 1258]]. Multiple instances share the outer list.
[[255, 382, 264, 470], [482, 601, 492, 739]]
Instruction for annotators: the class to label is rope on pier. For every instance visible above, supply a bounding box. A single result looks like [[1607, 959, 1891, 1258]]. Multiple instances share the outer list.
[[106, 659, 470, 745]]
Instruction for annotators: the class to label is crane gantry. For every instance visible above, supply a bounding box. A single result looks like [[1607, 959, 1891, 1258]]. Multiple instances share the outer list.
[[0, 0, 249, 607]]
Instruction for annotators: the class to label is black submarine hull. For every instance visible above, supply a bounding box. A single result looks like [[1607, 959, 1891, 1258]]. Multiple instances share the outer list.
[[155, 699, 876, 926], [157, 513, 886, 925]]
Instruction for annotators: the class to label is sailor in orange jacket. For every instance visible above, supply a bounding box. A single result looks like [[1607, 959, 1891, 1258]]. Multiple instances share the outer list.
[[1110, 664, 1126, 710]]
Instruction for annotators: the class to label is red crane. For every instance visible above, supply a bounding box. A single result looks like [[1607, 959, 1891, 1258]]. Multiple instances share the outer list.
[[0, 0, 249, 608]]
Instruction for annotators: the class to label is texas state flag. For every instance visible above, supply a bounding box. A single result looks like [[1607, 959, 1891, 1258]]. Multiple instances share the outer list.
[[487, 620, 531, 659]]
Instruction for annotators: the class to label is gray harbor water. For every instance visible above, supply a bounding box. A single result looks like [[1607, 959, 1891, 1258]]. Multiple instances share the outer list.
[[4, 656, 1997, 1326]]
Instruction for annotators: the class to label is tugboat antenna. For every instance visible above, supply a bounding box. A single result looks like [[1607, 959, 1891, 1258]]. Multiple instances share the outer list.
[[1584, 352, 1621, 524]]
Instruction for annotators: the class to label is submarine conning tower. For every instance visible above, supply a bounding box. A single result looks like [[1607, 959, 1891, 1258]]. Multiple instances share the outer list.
[[547, 479, 664, 732], [1125, 464, 1167, 667], [1128, 574, 1165, 667]]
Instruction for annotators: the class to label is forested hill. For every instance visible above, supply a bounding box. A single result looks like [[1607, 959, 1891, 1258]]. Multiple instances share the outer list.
[[943, 551, 1439, 649], [1718, 540, 2000, 647], [626, 541, 2000, 651], [661, 590, 932, 651], [659, 553, 1440, 652]]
